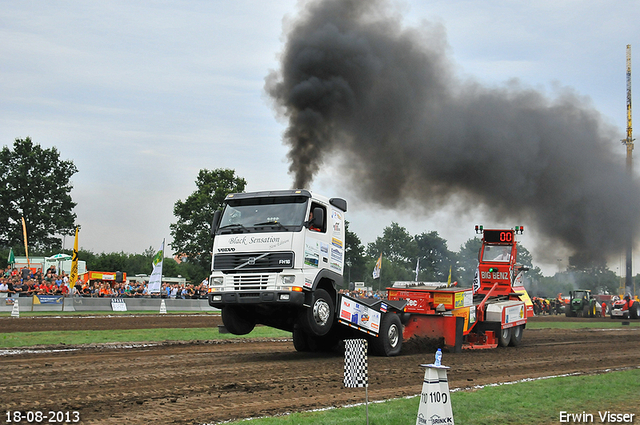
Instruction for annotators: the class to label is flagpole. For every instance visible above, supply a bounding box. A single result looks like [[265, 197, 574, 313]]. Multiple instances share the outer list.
[[21, 217, 30, 268], [70, 227, 79, 291]]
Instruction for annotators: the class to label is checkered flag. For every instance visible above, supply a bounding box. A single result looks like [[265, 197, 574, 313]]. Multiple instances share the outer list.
[[344, 339, 368, 388]]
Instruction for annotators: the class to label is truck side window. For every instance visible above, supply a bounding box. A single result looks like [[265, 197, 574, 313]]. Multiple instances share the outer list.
[[308, 203, 326, 232]]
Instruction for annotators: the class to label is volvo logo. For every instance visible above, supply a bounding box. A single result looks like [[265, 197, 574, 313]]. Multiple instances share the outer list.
[[234, 252, 269, 270]]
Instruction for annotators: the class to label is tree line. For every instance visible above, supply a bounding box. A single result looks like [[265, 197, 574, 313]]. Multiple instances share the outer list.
[[0, 137, 627, 295]]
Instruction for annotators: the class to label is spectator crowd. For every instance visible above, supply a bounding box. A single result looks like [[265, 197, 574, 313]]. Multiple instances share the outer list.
[[339, 288, 387, 300], [1, 266, 208, 299]]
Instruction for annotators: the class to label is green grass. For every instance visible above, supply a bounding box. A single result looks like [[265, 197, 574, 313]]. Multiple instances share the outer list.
[[1, 315, 636, 348], [229, 369, 640, 424], [0, 326, 291, 348]]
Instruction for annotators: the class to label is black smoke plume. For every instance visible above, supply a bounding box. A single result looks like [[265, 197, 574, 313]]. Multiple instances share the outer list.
[[265, 0, 640, 261]]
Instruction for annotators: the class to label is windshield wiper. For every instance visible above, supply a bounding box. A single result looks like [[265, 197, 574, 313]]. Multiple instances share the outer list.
[[253, 220, 287, 229], [219, 223, 249, 232]]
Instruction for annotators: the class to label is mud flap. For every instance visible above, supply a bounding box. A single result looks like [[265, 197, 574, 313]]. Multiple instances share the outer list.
[[453, 316, 464, 353]]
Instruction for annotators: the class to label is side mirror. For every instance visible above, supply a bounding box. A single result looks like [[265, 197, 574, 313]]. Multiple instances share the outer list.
[[210, 210, 221, 237]]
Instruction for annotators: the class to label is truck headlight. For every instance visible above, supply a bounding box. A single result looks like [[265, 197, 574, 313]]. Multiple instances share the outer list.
[[281, 275, 295, 285], [210, 277, 223, 286]]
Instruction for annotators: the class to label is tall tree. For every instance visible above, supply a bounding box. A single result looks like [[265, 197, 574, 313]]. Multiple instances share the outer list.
[[366, 222, 417, 266], [169, 169, 246, 275], [514, 244, 543, 281], [366, 222, 418, 289], [457, 237, 482, 287], [0, 137, 78, 251], [415, 231, 456, 282], [344, 220, 367, 283]]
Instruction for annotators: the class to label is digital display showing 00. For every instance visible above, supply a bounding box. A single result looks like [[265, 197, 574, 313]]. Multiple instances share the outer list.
[[483, 230, 514, 243]]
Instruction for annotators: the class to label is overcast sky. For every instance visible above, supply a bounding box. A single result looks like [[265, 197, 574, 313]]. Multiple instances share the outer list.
[[2, 1, 639, 275]]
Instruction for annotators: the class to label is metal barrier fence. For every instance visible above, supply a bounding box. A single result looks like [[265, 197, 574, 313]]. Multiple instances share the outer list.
[[0, 295, 217, 312]]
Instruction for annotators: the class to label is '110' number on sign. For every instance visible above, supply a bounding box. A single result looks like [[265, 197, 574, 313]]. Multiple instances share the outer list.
[[422, 391, 448, 404]]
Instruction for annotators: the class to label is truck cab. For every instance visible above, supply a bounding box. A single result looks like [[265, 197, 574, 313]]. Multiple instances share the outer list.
[[208, 190, 347, 337]]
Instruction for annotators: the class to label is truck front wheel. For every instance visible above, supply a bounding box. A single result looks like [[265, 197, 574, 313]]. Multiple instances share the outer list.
[[222, 306, 256, 335], [301, 288, 334, 336]]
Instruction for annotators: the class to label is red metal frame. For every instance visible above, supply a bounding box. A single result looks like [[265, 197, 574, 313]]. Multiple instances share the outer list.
[[464, 331, 498, 349], [476, 229, 518, 297], [403, 314, 459, 349], [383, 228, 531, 351], [388, 284, 507, 351]]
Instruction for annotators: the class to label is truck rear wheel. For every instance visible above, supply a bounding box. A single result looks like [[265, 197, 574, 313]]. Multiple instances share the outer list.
[[369, 313, 402, 356], [301, 288, 334, 337], [498, 327, 511, 347], [292, 325, 310, 352], [307, 331, 341, 352], [221, 306, 256, 335], [509, 325, 523, 346], [631, 302, 640, 319]]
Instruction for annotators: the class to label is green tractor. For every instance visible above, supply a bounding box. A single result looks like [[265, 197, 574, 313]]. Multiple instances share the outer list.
[[565, 290, 600, 318]]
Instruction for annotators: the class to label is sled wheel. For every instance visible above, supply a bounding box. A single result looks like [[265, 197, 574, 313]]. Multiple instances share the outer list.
[[498, 327, 512, 347], [509, 325, 523, 347]]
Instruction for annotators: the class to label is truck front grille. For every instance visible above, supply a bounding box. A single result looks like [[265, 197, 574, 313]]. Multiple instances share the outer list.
[[213, 251, 294, 271], [231, 274, 274, 291]]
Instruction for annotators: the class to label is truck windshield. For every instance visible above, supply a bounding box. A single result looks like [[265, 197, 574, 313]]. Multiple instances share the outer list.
[[482, 245, 513, 262], [218, 196, 308, 233]]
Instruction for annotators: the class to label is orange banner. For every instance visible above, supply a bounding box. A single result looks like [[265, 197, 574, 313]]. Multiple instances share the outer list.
[[70, 227, 79, 289]]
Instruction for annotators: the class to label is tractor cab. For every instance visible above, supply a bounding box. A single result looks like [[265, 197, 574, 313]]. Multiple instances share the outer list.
[[473, 226, 534, 317], [474, 226, 523, 297]]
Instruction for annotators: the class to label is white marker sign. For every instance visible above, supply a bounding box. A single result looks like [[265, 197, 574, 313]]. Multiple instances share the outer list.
[[416, 364, 454, 425]]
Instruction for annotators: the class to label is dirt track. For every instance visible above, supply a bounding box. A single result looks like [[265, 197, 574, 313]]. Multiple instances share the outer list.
[[1, 315, 639, 424]]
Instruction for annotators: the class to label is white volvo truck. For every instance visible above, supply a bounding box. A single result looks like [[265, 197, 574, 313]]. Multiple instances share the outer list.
[[208, 189, 367, 351]]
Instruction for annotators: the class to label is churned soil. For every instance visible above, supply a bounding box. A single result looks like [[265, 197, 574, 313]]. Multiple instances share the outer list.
[[1, 314, 638, 424]]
